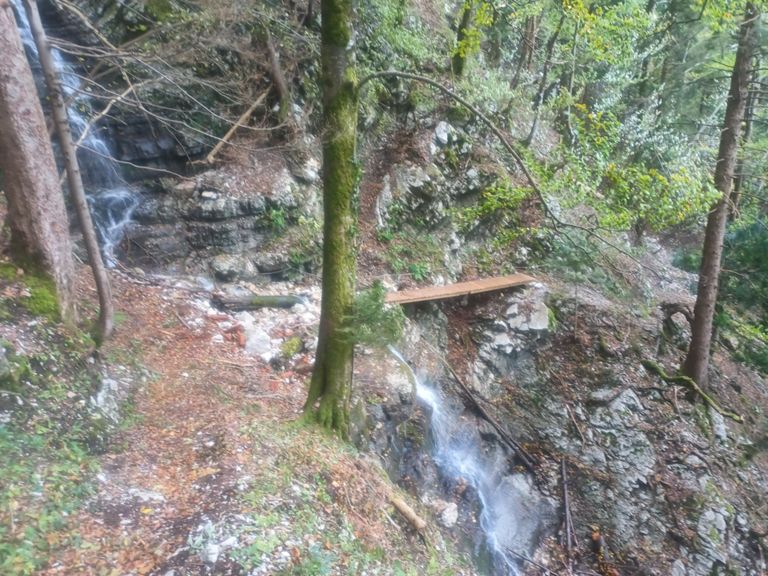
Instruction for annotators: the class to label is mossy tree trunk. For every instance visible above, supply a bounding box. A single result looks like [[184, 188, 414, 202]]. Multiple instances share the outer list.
[[0, 0, 76, 322], [24, 0, 114, 341], [304, 0, 358, 437], [452, 1, 474, 77], [683, 2, 757, 387]]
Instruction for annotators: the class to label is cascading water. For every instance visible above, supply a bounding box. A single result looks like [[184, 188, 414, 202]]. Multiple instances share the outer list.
[[389, 346, 556, 575], [10, 0, 139, 266]]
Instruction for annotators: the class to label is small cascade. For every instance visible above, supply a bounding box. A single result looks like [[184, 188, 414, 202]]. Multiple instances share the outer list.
[[10, 0, 138, 265], [389, 346, 555, 575]]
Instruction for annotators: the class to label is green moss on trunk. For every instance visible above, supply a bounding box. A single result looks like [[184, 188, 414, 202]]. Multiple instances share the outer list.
[[305, 0, 358, 438]]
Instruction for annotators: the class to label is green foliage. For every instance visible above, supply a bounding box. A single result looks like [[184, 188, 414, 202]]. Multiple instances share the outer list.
[[722, 219, 768, 324], [453, 178, 530, 236], [383, 231, 444, 280], [541, 104, 718, 238], [358, 0, 445, 71], [601, 163, 719, 234], [267, 207, 287, 232], [452, 1, 494, 61], [349, 281, 405, 347], [408, 262, 430, 282]]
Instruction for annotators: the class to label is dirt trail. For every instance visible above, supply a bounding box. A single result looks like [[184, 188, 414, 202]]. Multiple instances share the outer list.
[[44, 274, 297, 574]]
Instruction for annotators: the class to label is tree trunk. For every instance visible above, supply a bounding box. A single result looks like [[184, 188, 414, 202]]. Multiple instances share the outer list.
[[304, 0, 357, 436], [683, 2, 757, 387], [23, 0, 114, 341], [452, 1, 474, 77], [729, 56, 759, 221], [510, 15, 538, 90], [524, 11, 565, 147], [0, 0, 76, 322]]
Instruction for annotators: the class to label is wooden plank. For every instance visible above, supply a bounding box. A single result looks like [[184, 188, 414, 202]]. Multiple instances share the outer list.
[[385, 273, 535, 305]]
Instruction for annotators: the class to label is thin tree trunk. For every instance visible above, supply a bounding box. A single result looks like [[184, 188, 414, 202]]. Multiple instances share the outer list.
[[683, 2, 758, 386], [452, 0, 474, 77], [525, 11, 565, 147], [265, 28, 291, 122], [23, 0, 114, 340], [0, 0, 76, 322], [729, 56, 759, 221], [304, 0, 357, 436], [510, 15, 538, 90]]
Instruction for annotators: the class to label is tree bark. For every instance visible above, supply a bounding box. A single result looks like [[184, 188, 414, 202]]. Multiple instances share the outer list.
[[683, 2, 758, 386], [0, 0, 76, 322], [304, 0, 357, 437], [729, 56, 759, 221], [265, 28, 291, 122], [451, 0, 474, 77], [23, 0, 114, 341], [510, 15, 538, 90]]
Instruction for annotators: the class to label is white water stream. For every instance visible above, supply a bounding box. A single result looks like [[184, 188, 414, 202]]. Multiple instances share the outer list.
[[10, 0, 139, 265], [389, 346, 554, 575]]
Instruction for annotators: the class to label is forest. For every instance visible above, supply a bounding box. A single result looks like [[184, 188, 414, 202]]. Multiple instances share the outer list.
[[0, 0, 767, 574]]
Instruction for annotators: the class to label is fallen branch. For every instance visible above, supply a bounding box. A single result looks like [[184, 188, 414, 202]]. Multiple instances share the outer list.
[[212, 293, 305, 311], [561, 458, 578, 573], [389, 494, 427, 532], [641, 359, 743, 423], [204, 90, 268, 164]]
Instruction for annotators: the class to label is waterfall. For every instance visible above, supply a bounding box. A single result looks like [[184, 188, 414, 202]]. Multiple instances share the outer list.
[[10, 0, 139, 266], [389, 346, 554, 575]]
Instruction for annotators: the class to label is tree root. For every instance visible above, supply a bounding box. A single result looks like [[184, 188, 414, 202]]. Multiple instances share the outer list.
[[641, 360, 743, 423]]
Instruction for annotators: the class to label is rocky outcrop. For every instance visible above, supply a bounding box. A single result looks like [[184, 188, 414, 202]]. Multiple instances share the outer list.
[[123, 156, 321, 280]]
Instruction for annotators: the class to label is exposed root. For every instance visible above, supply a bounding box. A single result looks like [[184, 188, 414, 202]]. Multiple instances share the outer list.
[[641, 359, 743, 423]]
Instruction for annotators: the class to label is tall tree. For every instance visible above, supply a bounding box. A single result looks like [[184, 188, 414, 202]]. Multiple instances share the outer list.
[[304, 0, 358, 435], [23, 0, 114, 340], [683, 2, 758, 386], [0, 0, 76, 322]]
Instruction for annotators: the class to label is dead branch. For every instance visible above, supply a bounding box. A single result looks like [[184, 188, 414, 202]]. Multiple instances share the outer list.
[[561, 458, 578, 574], [204, 90, 268, 164], [389, 494, 427, 532], [263, 28, 291, 121]]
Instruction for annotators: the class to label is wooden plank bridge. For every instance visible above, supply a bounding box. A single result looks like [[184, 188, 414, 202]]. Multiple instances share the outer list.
[[385, 273, 535, 305]]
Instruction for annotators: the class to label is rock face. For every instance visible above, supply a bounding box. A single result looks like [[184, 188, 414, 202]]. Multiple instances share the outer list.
[[366, 280, 768, 576], [122, 156, 321, 280], [462, 283, 768, 576]]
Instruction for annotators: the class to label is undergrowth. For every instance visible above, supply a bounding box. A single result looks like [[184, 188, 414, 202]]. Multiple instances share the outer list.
[[0, 278, 116, 573]]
